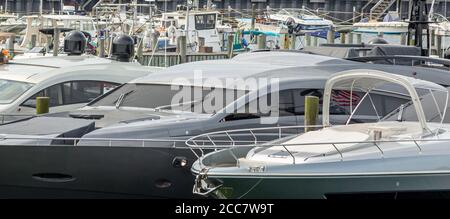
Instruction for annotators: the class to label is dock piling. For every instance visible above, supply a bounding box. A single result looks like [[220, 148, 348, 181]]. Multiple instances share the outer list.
[[356, 33, 362, 44], [304, 96, 319, 132], [348, 33, 354, 44], [305, 33, 311, 47], [340, 32, 346, 44], [437, 35, 443, 58], [227, 34, 234, 59], [99, 37, 105, 58], [53, 28, 60, 56], [313, 36, 318, 47], [7, 34, 14, 56], [178, 36, 187, 63], [257, 34, 266, 50], [36, 97, 49, 115], [289, 34, 296, 50], [327, 29, 335, 44], [400, 33, 407, 45]]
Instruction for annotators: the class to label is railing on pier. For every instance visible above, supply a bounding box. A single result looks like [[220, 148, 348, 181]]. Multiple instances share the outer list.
[[139, 52, 232, 67]]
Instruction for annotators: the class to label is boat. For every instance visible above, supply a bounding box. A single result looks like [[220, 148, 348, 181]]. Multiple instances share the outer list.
[[430, 13, 450, 36], [353, 11, 408, 35], [267, 9, 334, 34], [0, 52, 449, 198], [153, 9, 224, 52], [0, 32, 160, 121], [0, 14, 26, 33], [191, 69, 450, 199], [20, 15, 97, 50]]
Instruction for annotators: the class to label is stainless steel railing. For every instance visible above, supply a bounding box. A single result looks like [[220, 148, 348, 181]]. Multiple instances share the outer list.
[[186, 124, 450, 167]]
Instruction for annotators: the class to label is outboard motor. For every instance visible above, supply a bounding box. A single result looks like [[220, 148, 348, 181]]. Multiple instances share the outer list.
[[111, 34, 135, 62], [64, 31, 87, 55], [368, 37, 389, 45]]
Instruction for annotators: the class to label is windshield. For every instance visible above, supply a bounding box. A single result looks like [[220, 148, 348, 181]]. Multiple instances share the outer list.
[[89, 83, 246, 114], [383, 88, 450, 123], [0, 79, 33, 104]]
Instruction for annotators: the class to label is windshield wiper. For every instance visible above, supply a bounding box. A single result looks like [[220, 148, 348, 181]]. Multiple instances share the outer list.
[[154, 99, 203, 112], [115, 90, 135, 109]]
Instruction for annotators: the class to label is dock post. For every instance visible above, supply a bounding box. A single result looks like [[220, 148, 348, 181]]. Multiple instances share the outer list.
[[257, 34, 266, 50], [227, 34, 234, 59], [431, 30, 436, 48], [99, 37, 105, 58], [304, 96, 319, 132], [178, 35, 187, 63], [312, 36, 318, 47], [437, 35, 443, 58], [53, 28, 60, 56], [31, 34, 37, 49], [305, 33, 311, 47], [348, 32, 354, 44], [137, 37, 143, 63], [340, 32, 346, 44], [36, 97, 49, 115], [283, 34, 289, 49], [400, 33, 407, 45], [289, 34, 296, 50], [356, 33, 362, 44], [7, 34, 14, 56], [327, 29, 335, 44], [151, 32, 159, 51], [251, 4, 256, 32]]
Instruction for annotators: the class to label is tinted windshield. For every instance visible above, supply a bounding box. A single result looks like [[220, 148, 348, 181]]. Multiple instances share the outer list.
[[89, 83, 245, 113], [0, 79, 33, 104], [383, 89, 449, 123]]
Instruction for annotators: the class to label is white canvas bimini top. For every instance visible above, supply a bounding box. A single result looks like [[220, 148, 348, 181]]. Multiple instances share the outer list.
[[322, 70, 448, 132]]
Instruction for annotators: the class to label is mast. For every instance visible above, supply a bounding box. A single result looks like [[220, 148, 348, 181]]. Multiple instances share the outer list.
[[407, 0, 431, 56], [40, 0, 43, 15]]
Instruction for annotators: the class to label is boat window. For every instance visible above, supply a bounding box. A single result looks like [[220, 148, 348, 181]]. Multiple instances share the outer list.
[[62, 81, 118, 105], [384, 88, 450, 123], [223, 89, 316, 122], [223, 88, 410, 122], [0, 79, 33, 104], [194, 14, 216, 30], [88, 83, 244, 113], [21, 81, 118, 108], [22, 84, 63, 108]]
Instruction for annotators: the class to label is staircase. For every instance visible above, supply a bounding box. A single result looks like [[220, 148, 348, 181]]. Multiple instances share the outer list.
[[82, 0, 119, 12], [369, 0, 397, 21]]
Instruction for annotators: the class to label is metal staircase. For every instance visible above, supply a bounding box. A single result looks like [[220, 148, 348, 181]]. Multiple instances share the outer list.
[[369, 0, 397, 21], [82, 0, 119, 11]]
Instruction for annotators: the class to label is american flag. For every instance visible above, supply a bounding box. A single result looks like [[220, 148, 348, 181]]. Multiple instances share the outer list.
[[331, 90, 361, 106]]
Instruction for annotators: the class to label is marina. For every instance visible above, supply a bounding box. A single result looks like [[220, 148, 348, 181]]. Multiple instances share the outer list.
[[0, 0, 450, 202]]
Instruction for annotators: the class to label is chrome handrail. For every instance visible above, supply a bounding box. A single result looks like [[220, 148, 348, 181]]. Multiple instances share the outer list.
[[186, 124, 323, 162], [186, 124, 450, 166], [0, 136, 215, 148]]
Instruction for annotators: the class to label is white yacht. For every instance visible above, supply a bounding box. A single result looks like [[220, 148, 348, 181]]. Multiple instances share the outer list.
[[192, 69, 450, 199], [20, 15, 97, 49]]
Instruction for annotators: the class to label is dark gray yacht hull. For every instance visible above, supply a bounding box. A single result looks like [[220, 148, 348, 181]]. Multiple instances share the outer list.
[[0, 145, 198, 198]]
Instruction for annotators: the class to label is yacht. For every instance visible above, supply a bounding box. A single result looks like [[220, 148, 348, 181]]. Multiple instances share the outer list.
[[267, 9, 334, 34], [0, 52, 448, 198], [191, 70, 450, 199], [155, 9, 223, 52], [20, 15, 97, 50]]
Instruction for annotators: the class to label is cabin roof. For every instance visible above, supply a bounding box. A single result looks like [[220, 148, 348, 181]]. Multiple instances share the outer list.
[[0, 56, 156, 84]]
